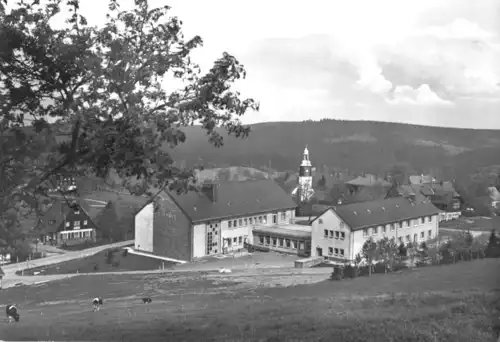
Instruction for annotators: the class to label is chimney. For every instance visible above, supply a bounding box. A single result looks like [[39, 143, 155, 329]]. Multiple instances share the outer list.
[[202, 180, 218, 203]]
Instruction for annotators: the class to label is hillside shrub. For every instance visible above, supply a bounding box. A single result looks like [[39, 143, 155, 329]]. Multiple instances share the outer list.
[[122, 249, 128, 257], [343, 265, 359, 278], [373, 263, 387, 274], [330, 266, 344, 281]]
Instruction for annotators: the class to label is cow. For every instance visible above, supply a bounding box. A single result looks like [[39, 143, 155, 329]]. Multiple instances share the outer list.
[[92, 297, 103, 312], [5, 304, 20, 323], [142, 297, 152, 304]]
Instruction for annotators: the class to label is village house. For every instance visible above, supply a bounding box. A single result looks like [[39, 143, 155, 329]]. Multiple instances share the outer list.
[[36, 191, 148, 246], [134, 179, 306, 261], [310, 196, 441, 262]]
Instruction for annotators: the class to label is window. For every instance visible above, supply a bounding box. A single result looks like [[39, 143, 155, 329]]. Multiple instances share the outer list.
[[413, 234, 417, 242], [339, 249, 345, 257], [66, 222, 70, 227], [398, 236, 403, 243], [334, 248, 339, 256], [48, 220, 56, 225], [324, 229, 328, 238], [420, 217, 425, 224], [259, 216, 263, 223], [278, 238, 284, 247], [285, 239, 291, 248], [335, 231, 340, 239], [227, 239, 232, 247], [83, 220, 88, 226], [406, 235, 410, 242], [233, 237, 237, 243], [74, 221, 80, 229], [265, 236, 270, 245], [249, 217, 253, 225], [406, 220, 410, 227], [272, 237, 277, 246], [373, 227, 378, 235], [238, 236, 243, 244], [318, 219, 323, 224], [74, 210, 80, 215], [427, 216, 432, 222], [292, 240, 297, 249], [428, 230, 432, 238], [299, 241, 305, 250], [228, 221, 232, 228], [398, 222, 403, 229], [259, 236, 264, 245], [363, 229, 368, 237], [238, 219, 243, 226], [281, 212, 286, 220], [233, 220, 237, 227], [382, 225, 386, 234], [244, 218, 248, 225], [340, 232, 345, 240], [328, 247, 333, 255], [339, 221, 345, 229], [390, 223, 395, 231], [272, 214, 277, 224], [263, 216, 267, 224], [420, 231, 424, 239], [329, 230, 334, 238]]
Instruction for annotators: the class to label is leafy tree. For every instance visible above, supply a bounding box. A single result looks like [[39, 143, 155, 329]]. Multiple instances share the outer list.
[[464, 231, 474, 248], [376, 237, 397, 273], [361, 238, 378, 276], [0, 0, 258, 249]]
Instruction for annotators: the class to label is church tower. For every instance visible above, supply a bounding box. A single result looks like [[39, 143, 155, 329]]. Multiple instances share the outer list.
[[297, 145, 314, 202]]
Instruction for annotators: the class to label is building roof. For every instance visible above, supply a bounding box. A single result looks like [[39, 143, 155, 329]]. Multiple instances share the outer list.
[[346, 174, 391, 187], [252, 226, 312, 239], [409, 174, 436, 185], [315, 197, 441, 231], [36, 191, 148, 234], [167, 180, 297, 223]]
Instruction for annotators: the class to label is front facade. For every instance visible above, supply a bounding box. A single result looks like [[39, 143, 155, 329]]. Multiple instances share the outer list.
[[134, 179, 301, 261], [310, 197, 441, 262], [37, 200, 102, 246]]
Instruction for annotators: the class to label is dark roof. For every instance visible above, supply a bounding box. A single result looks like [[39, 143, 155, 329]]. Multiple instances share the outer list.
[[252, 226, 311, 239], [314, 197, 441, 231], [36, 191, 148, 234], [168, 180, 297, 223], [84, 191, 149, 225]]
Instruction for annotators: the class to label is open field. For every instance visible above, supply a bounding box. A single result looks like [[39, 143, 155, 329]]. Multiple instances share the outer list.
[[1, 258, 499, 341]]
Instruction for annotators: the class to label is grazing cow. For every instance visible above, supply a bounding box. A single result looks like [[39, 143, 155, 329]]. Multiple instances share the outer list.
[[92, 297, 103, 312], [5, 304, 20, 323], [142, 297, 152, 304]]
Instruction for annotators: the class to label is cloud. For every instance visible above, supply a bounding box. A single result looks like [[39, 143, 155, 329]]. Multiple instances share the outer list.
[[36, 0, 500, 128], [386, 85, 454, 106]]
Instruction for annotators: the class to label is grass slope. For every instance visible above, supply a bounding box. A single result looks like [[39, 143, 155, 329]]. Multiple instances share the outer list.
[[17, 249, 176, 276], [2, 258, 499, 341]]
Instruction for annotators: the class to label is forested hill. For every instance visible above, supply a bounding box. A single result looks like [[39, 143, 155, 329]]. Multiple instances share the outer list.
[[169, 119, 500, 180]]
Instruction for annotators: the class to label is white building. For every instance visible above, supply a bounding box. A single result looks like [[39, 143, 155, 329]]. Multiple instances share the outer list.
[[310, 196, 441, 262]]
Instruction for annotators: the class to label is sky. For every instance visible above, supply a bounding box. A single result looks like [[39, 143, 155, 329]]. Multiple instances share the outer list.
[[27, 0, 500, 129]]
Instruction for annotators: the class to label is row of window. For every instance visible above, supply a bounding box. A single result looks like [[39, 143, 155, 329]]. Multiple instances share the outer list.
[[362, 216, 433, 237], [60, 230, 92, 240], [328, 247, 345, 257], [228, 212, 287, 228], [225, 236, 247, 247], [323, 230, 346, 240], [257, 235, 305, 250], [64, 220, 88, 229]]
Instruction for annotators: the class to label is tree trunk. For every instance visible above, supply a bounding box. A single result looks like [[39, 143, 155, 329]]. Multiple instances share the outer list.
[[368, 261, 372, 276]]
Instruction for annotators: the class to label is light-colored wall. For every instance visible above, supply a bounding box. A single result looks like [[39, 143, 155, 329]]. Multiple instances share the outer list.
[[351, 214, 440, 259], [310, 209, 351, 260], [134, 202, 154, 252], [192, 223, 206, 259], [192, 208, 296, 258]]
